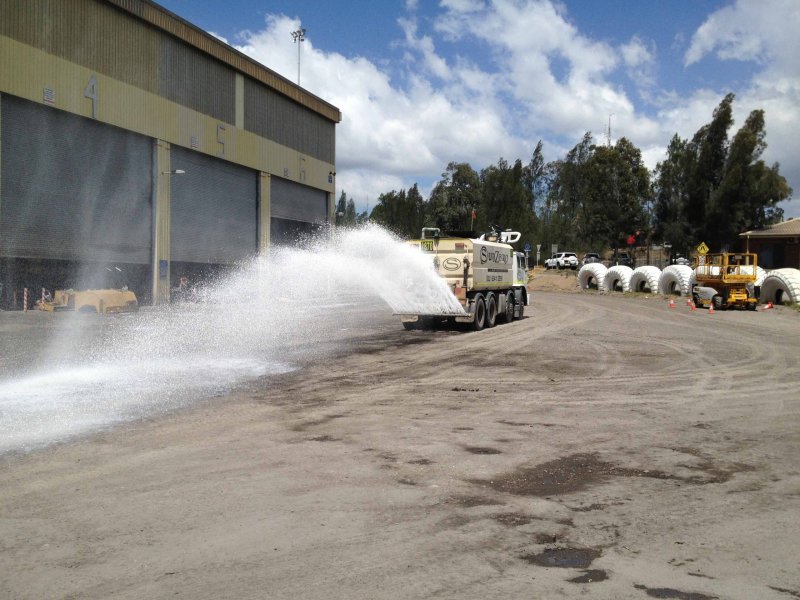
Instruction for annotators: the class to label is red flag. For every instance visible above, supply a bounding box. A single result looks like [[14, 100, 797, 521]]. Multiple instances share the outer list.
[[471, 209, 477, 219]]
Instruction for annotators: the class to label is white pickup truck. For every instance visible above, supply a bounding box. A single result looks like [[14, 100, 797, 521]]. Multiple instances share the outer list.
[[544, 252, 579, 270]]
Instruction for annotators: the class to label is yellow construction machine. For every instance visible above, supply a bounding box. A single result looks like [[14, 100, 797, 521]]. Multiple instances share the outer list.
[[691, 252, 758, 311], [37, 288, 138, 314]]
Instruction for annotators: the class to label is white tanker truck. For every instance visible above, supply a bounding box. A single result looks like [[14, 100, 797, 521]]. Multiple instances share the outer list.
[[399, 226, 530, 330]]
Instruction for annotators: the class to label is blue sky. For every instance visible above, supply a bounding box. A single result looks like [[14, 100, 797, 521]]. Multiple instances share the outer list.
[[158, 0, 799, 220]]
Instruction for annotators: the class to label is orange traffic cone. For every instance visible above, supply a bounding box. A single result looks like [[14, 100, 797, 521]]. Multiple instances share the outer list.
[[690, 301, 697, 311], [762, 301, 774, 310], [668, 298, 676, 309], [686, 297, 693, 306], [708, 302, 715, 314]]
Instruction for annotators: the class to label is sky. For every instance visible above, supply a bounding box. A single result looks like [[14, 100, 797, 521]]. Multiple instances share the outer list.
[[157, 0, 799, 220]]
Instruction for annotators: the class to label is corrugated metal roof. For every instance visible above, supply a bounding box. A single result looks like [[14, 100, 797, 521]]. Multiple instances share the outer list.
[[740, 218, 800, 238], [106, 0, 342, 123]]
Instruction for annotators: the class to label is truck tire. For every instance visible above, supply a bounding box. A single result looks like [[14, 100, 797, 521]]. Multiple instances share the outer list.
[[578, 263, 608, 291], [629, 266, 661, 294], [759, 268, 800, 305], [500, 290, 514, 323], [658, 265, 694, 296], [513, 289, 525, 320], [485, 292, 498, 328], [472, 294, 486, 331], [603, 265, 633, 292]]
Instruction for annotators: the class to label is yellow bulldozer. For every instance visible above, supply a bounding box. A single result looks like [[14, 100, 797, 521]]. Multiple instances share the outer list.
[[691, 252, 758, 311]]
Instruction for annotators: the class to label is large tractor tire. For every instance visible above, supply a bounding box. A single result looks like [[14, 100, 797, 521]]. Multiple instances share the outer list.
[[629, 266, 662, 294], [759, 269, 800, 305], [578, 263, 608, 291], [746, 266, 767, 298], [603, 265, 633, 292], [659, 265, 694, 296]]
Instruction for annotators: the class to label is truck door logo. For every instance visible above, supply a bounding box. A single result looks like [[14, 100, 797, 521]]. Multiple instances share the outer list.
[[443, 257, 461, 271]]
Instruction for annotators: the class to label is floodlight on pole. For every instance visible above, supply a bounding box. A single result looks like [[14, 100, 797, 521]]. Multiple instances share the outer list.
[[290, 28, 306, 85]]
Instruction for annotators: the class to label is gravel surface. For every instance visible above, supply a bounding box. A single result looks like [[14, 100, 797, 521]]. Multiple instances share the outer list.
[[1, 289, 798, 599]]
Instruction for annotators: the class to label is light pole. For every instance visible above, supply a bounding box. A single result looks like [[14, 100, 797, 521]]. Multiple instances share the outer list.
[[290, 28, 306, 85]]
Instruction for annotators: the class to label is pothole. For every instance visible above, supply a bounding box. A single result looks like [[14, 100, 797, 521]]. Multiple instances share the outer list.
[[569, 569, 609, 583], [521, 547, 600, 569], [464, 446, 502, 455], [633, 584, 718, 599]]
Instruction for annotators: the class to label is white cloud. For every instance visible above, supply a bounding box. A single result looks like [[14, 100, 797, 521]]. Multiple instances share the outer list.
[[681, 0, 800, 216], [233, 12, 525, 213], [620, 35, 656, 94], [685, 0, 800, 71], [226, 2, 797, 218], [398, 17, 452, 81]]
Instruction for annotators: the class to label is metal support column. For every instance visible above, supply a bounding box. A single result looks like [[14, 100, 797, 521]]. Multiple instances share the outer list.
[[152, 139, 172, 304]]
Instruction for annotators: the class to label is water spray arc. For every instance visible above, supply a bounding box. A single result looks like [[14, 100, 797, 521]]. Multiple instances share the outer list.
[[0, 225, 458, 453]]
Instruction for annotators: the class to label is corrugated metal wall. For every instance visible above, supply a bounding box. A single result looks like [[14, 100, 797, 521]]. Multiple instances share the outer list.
[[0, 95, 153, 263], [270, 176, 328, 224], [244, 77, 335, 164], [0, 0, 159, 93], [1, 0, 338, 292], [159, 35, 235, 124], [170, 146, 258, 264]]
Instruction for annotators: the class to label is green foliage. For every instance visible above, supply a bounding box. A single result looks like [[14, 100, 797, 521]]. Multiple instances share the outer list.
[[334, 191, 357, 227], [586, 138, 650, 249], [652, 94, 791, 253], [479, 158, 537, 247], [369, 185, 427, 238], [363, 93, 790, 256], [427, 162, 482, 231]]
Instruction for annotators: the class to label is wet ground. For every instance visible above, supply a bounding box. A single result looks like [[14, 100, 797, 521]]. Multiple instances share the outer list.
[[1, 290, 799, 599]]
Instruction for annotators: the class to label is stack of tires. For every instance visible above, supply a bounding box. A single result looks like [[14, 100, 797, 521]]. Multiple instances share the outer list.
[[577, 262, 800, 306]]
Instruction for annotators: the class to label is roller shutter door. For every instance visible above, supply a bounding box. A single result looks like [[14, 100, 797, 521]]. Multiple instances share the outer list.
[[0, 95, 152, 263], [170, 146, 258, 264], [270, 176, 328, 224]]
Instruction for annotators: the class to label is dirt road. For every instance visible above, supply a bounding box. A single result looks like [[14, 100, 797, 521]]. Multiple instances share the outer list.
[[1, 289, 799, 599]]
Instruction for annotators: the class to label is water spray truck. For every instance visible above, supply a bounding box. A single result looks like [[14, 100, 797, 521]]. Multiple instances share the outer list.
[[399, 226, 529, 330], [692, 252, 758, 311]]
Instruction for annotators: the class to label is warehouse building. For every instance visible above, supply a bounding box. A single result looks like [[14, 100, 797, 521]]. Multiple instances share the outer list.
[[0, 0, 340, 307]]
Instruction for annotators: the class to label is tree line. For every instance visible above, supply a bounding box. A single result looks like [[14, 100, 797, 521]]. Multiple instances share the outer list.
[[335, 94, 792, 256]]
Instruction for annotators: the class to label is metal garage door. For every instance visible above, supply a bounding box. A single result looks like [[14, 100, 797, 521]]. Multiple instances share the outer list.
[[0, 95, 152, 263], [270, 176, 328, 224], [170, 146, 258, 264]]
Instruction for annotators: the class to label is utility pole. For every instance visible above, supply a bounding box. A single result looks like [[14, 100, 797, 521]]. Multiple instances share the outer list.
[[607, 113, 614, 147], [290, 28, 306, 85]]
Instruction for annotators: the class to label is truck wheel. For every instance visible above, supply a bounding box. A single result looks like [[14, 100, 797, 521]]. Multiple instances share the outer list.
[[500, 291, 514, 323], [472, 294, 486, 331], [485, 292, 498, 328], [713, 295, 723, 310]]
